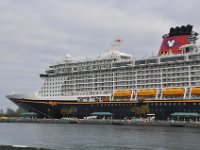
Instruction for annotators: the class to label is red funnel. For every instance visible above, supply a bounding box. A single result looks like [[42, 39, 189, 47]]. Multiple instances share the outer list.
[[158, 35, 188, 56]]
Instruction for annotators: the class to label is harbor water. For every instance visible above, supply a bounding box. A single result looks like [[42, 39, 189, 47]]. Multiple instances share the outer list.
[[0, 123, 200, 150]]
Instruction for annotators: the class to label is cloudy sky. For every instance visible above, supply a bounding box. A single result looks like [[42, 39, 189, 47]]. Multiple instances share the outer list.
[[1, 0, 200, 111]]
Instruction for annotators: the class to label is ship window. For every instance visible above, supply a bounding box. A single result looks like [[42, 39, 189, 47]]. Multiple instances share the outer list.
[[183, 103, 186, 105], [173, 103, 176, 106], [193, 103, 196, 106], [135, 60, 146, 65], [147, 59, 157, 64], [160, 56, 185, 62]]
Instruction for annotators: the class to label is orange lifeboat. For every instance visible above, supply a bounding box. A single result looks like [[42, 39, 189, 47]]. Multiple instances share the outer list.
[[114, 90, 132, 97], [162, 88, 185, 96], [137, 89, 157, 97], [191, 87, 200, 95]]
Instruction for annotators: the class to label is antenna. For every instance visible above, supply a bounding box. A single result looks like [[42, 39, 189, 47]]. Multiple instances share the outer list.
[[111, 37, 123, 51]]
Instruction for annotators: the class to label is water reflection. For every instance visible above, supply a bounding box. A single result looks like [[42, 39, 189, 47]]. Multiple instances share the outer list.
[[0, 123, 200, 150]]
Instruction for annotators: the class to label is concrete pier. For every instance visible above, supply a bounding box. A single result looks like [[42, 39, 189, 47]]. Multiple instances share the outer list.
[[1, 118, 200, 128]]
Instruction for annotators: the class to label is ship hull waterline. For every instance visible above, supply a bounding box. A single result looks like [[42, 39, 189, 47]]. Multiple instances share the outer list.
[[8, 98, 200, 120]]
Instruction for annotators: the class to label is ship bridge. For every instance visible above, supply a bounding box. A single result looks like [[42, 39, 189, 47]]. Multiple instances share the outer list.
[[97, 38, 132, 60]]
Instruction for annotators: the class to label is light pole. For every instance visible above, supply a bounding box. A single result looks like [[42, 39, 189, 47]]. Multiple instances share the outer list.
[[86, 107, 88, 118]]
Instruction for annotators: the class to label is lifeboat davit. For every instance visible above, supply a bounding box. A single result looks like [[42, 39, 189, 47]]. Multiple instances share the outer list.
[[191, 87, 200, 95], [114, 90, 132, 97], [137, 89, 157, 97], [162, 88, 185, 96]]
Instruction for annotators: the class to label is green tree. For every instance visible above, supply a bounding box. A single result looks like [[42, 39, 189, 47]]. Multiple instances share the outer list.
[[0, 109, 4, 117], [140, 105, 150, 117], [4, 107, 26, 117], [61, 108, 68, 117], [5, 108, 16, 117], [15, 107, 25, 114], [130, 106, 141, 117], [61, 107, 77, 117], [130, 105, 149, 118]]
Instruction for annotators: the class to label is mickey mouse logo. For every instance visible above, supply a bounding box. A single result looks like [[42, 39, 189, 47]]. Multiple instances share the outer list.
[[167, 40, 175, 48]]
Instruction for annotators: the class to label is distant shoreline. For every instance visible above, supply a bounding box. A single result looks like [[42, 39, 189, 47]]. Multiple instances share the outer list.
[[0, 145, 51, 150], [1, 118, 200, 128]]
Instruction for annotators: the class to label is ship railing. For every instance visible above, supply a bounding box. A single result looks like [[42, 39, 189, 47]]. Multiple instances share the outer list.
[[63, 91, 112, 96], [190, 96, 200, 99], [180, 44, 200, 53], [133, 97, 157, 101], [113, 98, 130, 102], [162, 97, 185, 100]]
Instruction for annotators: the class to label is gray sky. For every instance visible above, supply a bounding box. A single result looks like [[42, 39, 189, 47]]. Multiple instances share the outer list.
[[1, 0, 200, 110]]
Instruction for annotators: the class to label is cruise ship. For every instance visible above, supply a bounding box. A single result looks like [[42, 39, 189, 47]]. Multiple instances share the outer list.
[[6, 25, 200, 119]]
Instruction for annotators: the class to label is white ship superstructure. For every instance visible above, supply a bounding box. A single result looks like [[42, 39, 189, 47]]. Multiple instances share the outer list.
[[38, 39, 132, 100], [38, 40, 200, 101]]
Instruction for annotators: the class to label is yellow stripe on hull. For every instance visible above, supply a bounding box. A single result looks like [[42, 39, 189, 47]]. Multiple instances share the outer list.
[[15, 99, 200, 105]]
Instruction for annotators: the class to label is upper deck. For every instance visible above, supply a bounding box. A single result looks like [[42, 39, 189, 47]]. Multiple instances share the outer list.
[[38, 25, 200, 101]]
